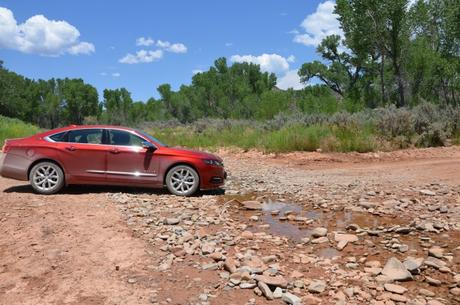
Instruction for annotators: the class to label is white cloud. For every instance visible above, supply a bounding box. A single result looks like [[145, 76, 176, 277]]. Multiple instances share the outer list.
[[293, 1, 343, 47], [156, 40, 170, 48], [136, 37, 154, 46], [225, 42, 233, 47], [155, 40, 187, 53], [119, 49, 163, 64], [112, 72, 120, 77], [0, 7, 94, 56], [167, 43, 187, 53], [68, 42, 95, 55], [192, 69, 203, 75], [287, 55, 295, 63], [100, 72, 107, 76], [230, 53, 291, 74], [277, 69, 305, 90]]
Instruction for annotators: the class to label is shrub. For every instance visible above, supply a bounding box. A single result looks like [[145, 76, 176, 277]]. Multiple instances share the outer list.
[[0, 115, 40, 146]]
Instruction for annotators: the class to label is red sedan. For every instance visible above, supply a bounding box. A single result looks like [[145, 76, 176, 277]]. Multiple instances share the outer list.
[[0, 125, 226, 196]]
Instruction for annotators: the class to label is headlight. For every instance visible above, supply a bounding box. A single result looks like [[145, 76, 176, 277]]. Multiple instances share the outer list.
[[203, 159, 223, 167]]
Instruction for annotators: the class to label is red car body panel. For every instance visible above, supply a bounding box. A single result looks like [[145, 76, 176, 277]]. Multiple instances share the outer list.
[[0, 125, 226, 191]]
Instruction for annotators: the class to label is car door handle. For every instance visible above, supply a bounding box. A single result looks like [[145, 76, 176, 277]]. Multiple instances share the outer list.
[[109, 149, 120, 154], [65, 146, 77, 151]]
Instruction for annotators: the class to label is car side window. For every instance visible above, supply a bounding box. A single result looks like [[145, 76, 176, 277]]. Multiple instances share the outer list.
[[49, 132, 67, 142], [109, 130, 145, 146], [68, 129, 103, 144]]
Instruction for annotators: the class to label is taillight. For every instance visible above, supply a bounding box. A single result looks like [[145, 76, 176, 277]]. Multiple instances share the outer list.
[[2, 140, 9, 153]]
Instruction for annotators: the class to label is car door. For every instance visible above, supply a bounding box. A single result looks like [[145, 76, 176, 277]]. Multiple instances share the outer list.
[[105, 129, 161, 185], [54, 128, 108, 183]]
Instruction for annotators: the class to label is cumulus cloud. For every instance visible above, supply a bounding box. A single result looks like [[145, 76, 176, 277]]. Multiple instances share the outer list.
[[121, 37, 186, 64], [156, 40, 187, 53], [136, 37, 154, 46], [293, 1, 343, 47], [277, 69, 305, 90], [230, 53, 291, 74], [0, 7, 94, 56], [112, 72, 120, 77], [119, 49, 163, 64], [68, 42, 95, 55]]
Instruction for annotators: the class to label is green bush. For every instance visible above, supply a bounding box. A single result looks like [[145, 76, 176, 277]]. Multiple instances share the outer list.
[[0, 116, 41, 146]]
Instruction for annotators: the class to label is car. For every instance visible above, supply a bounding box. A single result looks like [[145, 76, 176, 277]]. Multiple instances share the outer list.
[[0, 125, 226, 196]]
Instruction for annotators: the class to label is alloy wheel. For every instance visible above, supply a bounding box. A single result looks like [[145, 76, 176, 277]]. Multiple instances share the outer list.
[[166, 165, 199, 196]]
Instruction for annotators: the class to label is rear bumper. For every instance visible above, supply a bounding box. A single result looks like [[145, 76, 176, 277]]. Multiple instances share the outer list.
[[0, 152, 29, 181]]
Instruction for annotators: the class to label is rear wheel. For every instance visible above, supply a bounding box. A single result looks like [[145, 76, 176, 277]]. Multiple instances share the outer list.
[[166, 165, 199, 196], [29, 162, 65, 195]]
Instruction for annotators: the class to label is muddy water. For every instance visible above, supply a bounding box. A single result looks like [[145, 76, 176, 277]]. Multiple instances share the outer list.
[[225, 195, 460, 263], [247, 199, 405, 243]]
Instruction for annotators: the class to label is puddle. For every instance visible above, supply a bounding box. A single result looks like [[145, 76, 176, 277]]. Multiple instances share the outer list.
[[228, 195, 460, 261], [242, 199, 407, 243]]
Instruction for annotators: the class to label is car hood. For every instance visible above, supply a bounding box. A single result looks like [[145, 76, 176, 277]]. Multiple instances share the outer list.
[[160, 146, 222, 162]]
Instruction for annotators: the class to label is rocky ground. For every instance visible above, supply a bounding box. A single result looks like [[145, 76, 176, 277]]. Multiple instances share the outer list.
[[1, 146, 460, 305]]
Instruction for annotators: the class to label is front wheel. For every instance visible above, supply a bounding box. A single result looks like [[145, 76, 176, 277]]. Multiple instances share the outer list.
[[165, 165, 199, 196], [29, 162, 65, 195]]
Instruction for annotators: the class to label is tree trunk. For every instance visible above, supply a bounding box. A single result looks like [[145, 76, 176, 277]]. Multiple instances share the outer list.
[[380, 51, 386, 105], [393, 60, 405, 107]]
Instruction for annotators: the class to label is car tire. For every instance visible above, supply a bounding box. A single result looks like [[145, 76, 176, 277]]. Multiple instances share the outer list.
[[29, 161, 65, 195], [166, 165, 199, 196]]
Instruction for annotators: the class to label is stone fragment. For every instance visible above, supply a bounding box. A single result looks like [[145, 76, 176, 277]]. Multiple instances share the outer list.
[[334, 233, 358, 243], [308, 280, 327, 293], [163, 218, 180, 225], [403, 257, 423, 273], [381, 257, 413, 281], [242, 201, 262, 210], [419, 288, 435, 297], [223, 258, 237, 273], [311, 227, 328, 237], [424, 256, 446, 269], [428, 246, 444, 259], [420, 189, 436, 196], [257, 281, 273, 300], [273, 287, 283, 299], [311, 236, 329, 244], [281, 292, 302, 305], [425, 276, 442, 286], [337, 240, 348, 250], [384, 283, 408, 294], [254, 275, 288, 288]]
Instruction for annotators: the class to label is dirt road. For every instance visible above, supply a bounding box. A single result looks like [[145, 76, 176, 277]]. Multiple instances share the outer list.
[[1, 146, 459, 305]]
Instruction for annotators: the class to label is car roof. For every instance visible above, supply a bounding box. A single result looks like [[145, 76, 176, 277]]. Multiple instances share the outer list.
[[39, 125, 139, 137]]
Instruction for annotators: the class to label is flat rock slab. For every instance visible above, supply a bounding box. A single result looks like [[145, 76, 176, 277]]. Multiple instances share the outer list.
[[384, 283, 408, 294], [254, 275, 288, 288], [241, 200, 262, 210]]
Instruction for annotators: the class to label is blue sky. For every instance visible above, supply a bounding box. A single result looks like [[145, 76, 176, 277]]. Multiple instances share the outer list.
[[0, 1, 342, 101]]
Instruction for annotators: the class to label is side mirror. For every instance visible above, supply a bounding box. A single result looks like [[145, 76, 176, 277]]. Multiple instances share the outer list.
[[142, 141, 156, 152]]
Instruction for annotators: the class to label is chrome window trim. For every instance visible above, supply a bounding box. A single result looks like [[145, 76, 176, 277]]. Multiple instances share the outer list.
[[44, 127, 160, 150], [86, 169, 157, 177]]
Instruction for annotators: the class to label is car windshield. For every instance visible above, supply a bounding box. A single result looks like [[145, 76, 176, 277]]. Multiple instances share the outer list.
[[137, 130, 167, 147]]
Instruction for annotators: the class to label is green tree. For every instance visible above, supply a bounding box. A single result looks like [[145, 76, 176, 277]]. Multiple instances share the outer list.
[[103, 88, 133, 125]]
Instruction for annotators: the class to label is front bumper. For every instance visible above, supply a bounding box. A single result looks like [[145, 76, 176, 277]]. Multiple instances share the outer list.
[[200, 167, 227, 189]]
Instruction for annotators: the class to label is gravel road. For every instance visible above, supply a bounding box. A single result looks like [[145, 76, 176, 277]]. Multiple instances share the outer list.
[[1, 146, 459, 305]]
